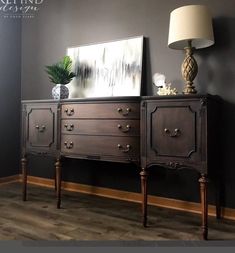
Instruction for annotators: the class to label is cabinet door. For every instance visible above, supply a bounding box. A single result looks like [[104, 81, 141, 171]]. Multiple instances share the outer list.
[[23, 103, 58, 154], [145, 99, 207, 166]]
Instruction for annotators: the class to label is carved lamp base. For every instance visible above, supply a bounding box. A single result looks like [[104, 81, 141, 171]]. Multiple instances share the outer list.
[[181, 41, 198, 95], [183, 83, 197, 95]]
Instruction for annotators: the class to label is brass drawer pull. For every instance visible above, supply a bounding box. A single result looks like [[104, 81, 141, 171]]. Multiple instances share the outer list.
[[35, 125, 46, 133], [117, 144, 131, 153], [64, 124, 74, 132], [164, 128, 181, 138], [64, 108, 74, 116], [117, 108, 131, 116], [64, 141, 74, 149], [36, 151, 48, 155], [117, 124, 131, 133], [168, 162, 183, 169]]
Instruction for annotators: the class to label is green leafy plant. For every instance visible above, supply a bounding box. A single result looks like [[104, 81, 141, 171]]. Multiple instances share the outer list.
[[45, 56, 76, 85]]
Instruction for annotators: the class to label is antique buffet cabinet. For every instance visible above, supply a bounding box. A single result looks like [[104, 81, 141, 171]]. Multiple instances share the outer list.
[[21, 95, 221, 240]]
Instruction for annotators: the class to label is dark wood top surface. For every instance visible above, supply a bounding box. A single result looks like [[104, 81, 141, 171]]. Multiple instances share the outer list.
[[21, 96, 141, 104], [21, 94, 221, 103]]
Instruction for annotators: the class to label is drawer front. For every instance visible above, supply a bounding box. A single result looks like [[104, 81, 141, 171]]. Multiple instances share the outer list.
[[61, 135, 140, 159], [61, 103, 140, 119], [61, 119, 140, 136], [146, 100, 205, 162], [24, 104, 58, 152]]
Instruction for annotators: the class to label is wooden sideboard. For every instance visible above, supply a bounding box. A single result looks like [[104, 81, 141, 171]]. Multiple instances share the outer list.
[[21, 95, 221, 240]]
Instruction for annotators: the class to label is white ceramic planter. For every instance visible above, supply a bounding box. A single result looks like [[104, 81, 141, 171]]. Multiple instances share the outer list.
[[52, 84, 69, 100]]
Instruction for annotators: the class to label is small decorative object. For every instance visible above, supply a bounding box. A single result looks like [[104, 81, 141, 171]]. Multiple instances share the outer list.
[[51, 84, 70, 100], [45, 56, 76, 99], [168, 5, 214, 94], [153, 73, 178, 95], [67, 36, 144, 98]]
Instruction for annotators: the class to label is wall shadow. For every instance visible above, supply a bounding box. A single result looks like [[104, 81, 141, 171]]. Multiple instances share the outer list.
[[141, 37, 152, 96], [197, 17, 235, 100]]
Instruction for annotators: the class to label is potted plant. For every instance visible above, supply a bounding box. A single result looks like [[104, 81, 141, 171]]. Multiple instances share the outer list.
[[46, 56, 76, 99]]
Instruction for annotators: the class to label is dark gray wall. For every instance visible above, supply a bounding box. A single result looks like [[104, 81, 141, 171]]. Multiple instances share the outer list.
[[21, 0, 235, 208], [21, 0, 235, 100], [0, 18, 21, 177]]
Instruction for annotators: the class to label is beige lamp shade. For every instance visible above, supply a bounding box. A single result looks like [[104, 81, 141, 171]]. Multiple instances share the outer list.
[[168, 5, 215, 49]]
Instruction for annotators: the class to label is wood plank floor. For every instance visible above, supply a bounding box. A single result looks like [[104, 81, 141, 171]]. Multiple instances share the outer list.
[[0, 182, 235, 241]]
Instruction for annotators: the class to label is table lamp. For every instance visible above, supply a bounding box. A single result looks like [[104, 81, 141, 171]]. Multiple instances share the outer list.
[[168, 5, 214, 94]]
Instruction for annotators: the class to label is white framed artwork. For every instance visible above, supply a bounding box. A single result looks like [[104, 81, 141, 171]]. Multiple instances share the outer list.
[[67, 36, 144, 98]]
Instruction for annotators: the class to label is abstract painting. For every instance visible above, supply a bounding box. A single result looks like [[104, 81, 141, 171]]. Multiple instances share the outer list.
[[67, 36, 144, 98]]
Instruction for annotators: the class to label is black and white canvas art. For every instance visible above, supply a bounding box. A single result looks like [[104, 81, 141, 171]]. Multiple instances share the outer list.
[[67, 36, 144, 98]]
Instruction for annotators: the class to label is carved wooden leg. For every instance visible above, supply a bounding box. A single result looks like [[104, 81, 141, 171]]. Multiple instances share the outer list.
[[54, 169, 57, 192], [140, 168, 148, 227], [55, 158, 62, 209], [199, 174, 209, 240], [215, 178, 222, 220], [21, 157, 27, 201]]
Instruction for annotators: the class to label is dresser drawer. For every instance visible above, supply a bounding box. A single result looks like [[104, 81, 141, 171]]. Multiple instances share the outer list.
[[61, 119, 140, 136], [61, 135, 140, 159], [61, 103, 140, 119]]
